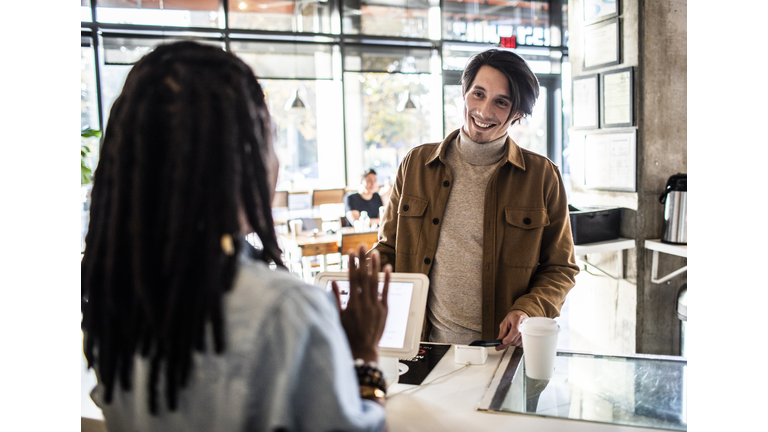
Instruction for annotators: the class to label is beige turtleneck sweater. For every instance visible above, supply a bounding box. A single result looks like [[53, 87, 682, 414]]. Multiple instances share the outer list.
[[427, 128, 507, 344]]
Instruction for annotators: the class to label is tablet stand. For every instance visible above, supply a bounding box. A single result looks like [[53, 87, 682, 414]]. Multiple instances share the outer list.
[[379, 356, 400, 388]]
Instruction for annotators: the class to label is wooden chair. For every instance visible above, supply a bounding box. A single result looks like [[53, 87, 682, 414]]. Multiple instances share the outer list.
[[272, 190, 290, 233], [82, 418, 107, 432], [273, 190, 289, 208], [339, 231, 379, 268], [312, 188, 346, 221], [312, 188, 346, 206]]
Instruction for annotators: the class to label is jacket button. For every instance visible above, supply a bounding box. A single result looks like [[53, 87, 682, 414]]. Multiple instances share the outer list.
[[443, 180, 450, 187], [432, 218, 439, 225], [523, 217, 531, 225], [403, 205, 409, 212], [424, 258, 431, 265]]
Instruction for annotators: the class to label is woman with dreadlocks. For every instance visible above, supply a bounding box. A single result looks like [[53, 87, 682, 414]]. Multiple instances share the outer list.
[[82, 41, 390, 431]]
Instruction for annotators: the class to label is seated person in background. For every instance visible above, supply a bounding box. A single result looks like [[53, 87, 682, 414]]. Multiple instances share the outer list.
[[81, 41, 391, 432], [345, 168, 384, 226]]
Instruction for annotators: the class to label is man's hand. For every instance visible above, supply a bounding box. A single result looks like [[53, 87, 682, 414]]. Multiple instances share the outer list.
[[496, 310, 529, 351]]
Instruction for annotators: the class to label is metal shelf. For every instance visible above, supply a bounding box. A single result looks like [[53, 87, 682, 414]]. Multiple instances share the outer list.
[[574, 238, 635, 280], [645, 239, 687, 284]]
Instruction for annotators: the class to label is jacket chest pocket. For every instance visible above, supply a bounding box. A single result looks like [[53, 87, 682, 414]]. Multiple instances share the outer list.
[[502, 207, 549, 268], [396, 195, 428, 255]]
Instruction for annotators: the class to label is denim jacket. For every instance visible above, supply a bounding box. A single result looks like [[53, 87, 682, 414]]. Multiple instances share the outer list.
[[370, 129, 579, 339]]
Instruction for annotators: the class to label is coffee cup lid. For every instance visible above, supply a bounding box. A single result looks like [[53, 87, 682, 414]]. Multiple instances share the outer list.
[[519, 317, 559, 336]]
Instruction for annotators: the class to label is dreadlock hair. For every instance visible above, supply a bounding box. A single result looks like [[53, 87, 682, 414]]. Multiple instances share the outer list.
[[81, 41, 284, 415], [461, 48, 540, 126]]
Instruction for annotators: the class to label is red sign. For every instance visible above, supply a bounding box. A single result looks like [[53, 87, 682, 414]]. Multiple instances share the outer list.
[[500, 37, 516, 49]]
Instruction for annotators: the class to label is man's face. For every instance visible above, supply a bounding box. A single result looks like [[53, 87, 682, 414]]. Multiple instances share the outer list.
[[462, 65, 521, 143], [363, 173, 378, 193]]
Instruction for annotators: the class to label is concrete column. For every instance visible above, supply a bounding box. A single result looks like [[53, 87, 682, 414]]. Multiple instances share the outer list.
[[567, 0, 686, 355], [635, 0, 687, 355]]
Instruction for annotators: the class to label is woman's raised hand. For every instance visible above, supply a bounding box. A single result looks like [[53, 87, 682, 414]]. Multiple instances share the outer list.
[[332, 244, 391, 363]]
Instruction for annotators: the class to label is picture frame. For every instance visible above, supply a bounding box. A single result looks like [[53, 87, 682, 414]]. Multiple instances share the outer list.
[[600, 66, 634, 128], [583, 129, 637, 192], [572, 74, 600, 129], [583, 0, 620, 25], [583, 17, 620, 70]]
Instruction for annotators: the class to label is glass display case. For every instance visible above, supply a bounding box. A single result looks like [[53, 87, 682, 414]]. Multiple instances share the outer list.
[[480, 349, 687, 431]]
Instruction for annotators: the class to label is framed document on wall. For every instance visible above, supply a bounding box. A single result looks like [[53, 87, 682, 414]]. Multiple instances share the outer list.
[[572, 74, 599, 129], [583, 129, 636, 192], [583, 17, 620, 70], [600, 66, 634, 128], [583, 0, 620, 25]]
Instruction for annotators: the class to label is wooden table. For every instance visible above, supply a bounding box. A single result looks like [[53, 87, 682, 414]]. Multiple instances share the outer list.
[[279, 227, 374, 282]]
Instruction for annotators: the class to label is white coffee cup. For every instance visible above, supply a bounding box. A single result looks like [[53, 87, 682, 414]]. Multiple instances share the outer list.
[[290, 220, 303, 237], [519, 317, 560, 380]]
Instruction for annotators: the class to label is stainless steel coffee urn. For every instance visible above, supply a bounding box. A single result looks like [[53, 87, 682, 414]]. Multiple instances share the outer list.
[[659, 173, 687, 244]]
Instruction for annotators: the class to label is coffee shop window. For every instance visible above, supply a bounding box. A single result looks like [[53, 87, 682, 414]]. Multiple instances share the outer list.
[[81, 38, 100, 252], [228, 0, 337, 34], [442, 0, 550, 45], [81, 0, 92, 21], [232, 41, 345, 192], [94, 0, 222, 28], [342, 44, 443, 188], [342, 0, 440, 39]]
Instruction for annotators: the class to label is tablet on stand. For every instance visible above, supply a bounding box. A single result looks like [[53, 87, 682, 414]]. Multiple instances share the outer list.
[[314, 271, 430, 387]]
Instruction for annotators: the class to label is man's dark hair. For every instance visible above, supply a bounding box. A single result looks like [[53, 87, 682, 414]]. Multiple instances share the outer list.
[[461, 49, 540, 126], [362, 168, 377, 178], [81, 41, 283, 414]]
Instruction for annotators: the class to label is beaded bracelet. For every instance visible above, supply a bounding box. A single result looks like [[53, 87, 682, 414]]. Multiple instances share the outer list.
[[354, 359, 387, 396], [359, 385, 386, 399]]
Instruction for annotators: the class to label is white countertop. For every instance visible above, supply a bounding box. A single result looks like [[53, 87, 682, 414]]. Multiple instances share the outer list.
[[386, 345, 673, 432], [83, 344, 672, 431]]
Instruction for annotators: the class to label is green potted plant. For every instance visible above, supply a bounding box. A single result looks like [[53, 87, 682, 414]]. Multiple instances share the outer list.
[[81, 128, 101, 184]]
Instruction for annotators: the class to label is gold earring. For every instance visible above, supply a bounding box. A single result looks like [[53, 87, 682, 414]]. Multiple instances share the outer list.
[[221, 234, 235, 256]]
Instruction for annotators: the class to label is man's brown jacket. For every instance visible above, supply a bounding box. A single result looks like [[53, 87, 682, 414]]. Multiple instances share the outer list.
[[370, 129, 579, 340]]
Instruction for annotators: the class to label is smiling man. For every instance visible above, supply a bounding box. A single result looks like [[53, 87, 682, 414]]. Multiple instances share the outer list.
[[371, 49, 579, 350]]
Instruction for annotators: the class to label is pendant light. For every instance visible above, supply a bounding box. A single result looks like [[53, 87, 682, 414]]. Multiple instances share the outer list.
[[403, 90, 417, 110], [285, 88, 307, 110], [398, 90, 417, 112], [285, 41, 308, 111], [397, 43, 417, 112]]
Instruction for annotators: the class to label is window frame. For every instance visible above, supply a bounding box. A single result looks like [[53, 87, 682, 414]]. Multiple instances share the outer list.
[[81, 0, 568, 187]]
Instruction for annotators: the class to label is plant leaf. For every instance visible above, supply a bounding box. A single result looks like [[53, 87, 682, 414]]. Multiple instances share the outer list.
[[81, 128, 102, 138], [81, 162, 93, 185]]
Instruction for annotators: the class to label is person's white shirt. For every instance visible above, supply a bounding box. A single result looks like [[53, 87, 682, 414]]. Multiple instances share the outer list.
[[91, 250, 385, 432]]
